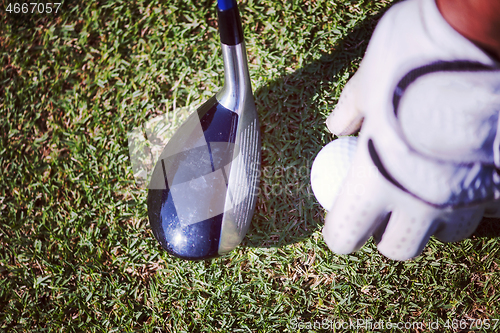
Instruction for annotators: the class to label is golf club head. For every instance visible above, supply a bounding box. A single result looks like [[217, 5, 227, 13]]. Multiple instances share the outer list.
[[147, 2, 261, 260]]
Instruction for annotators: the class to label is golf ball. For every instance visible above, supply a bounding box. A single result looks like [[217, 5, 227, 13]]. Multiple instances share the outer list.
[[310, 136, 358, 210]]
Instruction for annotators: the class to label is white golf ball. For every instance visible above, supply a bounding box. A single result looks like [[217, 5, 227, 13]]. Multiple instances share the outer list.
[[311, 136, 358, 210]]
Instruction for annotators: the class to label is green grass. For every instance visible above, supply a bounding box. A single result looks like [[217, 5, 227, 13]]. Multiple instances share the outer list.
[[1, 0, 500, 331]]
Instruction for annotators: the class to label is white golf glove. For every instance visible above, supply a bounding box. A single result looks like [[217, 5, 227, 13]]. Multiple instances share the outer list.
[[315, 0, 500, 260]]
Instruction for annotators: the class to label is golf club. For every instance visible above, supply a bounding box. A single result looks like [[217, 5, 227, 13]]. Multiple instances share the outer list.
[[147, 0, 261, 260]]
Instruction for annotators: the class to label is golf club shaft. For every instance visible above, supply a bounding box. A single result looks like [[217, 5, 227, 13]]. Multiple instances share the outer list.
[[216, 0, 253, 115]]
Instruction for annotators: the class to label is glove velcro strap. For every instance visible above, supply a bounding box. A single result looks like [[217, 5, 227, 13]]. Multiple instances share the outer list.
[[392, 60, 500, 165]]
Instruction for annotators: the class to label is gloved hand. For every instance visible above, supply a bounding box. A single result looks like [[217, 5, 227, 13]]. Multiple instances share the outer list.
[[314, 0, 500, 260]]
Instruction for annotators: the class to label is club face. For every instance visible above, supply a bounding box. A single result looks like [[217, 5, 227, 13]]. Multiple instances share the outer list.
[[147, 94, 260, 260], [218, 97, 261, 254]]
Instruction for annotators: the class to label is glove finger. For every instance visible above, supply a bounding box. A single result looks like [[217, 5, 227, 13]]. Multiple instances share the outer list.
[[433, 206, 484, 242], [326, 76, 365, 136], [377, 199, 441, 261], [322, 148, 389, 254]]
